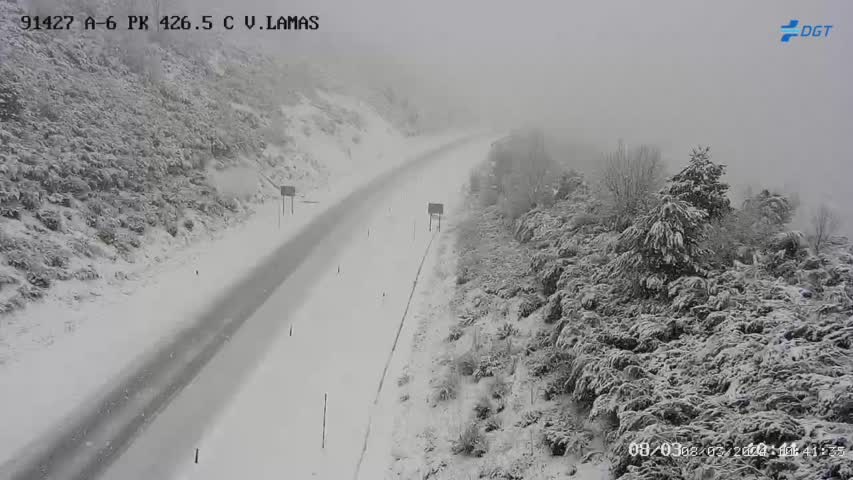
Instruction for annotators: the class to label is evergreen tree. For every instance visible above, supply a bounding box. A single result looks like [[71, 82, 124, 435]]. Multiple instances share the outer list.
[[664, 146, 731, 220], [608, 195, 708, 293]]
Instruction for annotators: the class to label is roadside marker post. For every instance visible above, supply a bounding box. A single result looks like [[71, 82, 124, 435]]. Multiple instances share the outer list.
[[322, 393, 328, 449], [427, 203, 444, 232]]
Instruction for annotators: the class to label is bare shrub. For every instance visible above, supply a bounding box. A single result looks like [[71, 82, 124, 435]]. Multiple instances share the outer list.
[[599, 141, 665, 228], [489, 374, 511, 400], [446, 324, 464, 342], [432, 369, 460, 403], [474, 393, 493, 420], [483, 415, 501, 432], [496, 322, 518, 340], [482, 130, 560, 219], [451, 421, 487, 457], [505, 130, 559, 217], [809, 203, 841, 254], [454, 351, 477, 376]]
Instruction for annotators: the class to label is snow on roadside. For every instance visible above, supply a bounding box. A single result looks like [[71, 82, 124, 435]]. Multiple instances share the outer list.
[[0, 90, 474, 464], [356, 227, 461, 480]]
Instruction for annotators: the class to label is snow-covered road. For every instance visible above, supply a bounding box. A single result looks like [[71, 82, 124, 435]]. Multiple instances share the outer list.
[[92, 137, 494, 479], [0, 123, 470, 470]]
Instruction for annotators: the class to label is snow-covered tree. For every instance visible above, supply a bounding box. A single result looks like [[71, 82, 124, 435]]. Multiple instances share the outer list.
[[607, 195, 708, 293], [742, 189, 794, 227], [663, 146, 731, 220]]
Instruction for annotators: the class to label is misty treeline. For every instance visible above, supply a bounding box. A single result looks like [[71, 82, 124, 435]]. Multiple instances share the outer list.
[[469, 129, 584, 220], [470, 129, 843, 298]]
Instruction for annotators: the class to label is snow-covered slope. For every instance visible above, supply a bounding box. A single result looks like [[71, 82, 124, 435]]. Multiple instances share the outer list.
[[0, 0, 460, 320]]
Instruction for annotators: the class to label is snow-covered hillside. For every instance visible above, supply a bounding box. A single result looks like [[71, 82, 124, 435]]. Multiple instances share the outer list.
[[0, 0, 453, 320]]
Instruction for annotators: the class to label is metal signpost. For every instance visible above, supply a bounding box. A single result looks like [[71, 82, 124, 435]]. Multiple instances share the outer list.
[[428, 203, 444, 232]]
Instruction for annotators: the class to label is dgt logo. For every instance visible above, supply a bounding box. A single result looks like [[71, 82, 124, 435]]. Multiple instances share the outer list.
[[781, 20, 833, 43]]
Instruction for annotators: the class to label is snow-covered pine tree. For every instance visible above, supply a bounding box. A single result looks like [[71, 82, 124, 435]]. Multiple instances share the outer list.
[[663, 146, 731, 220], [607, 194, 708, 293]]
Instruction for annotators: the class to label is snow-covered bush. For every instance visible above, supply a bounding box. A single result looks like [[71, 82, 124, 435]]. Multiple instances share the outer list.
[[663, 146, 731, 220], [473, 352, 506, 380], [541, 411, 592, 456], [606, 195, 708, 294], [496, 322, 518, 340]]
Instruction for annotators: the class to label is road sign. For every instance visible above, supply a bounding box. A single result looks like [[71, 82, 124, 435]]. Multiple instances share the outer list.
[[280, 185, 296, 215], [428, 203, 444, 232]]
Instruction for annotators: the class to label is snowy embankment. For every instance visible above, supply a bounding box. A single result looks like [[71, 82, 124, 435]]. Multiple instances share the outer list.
[[0, 90, 476, 465], [100, 137, 497, 480]]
